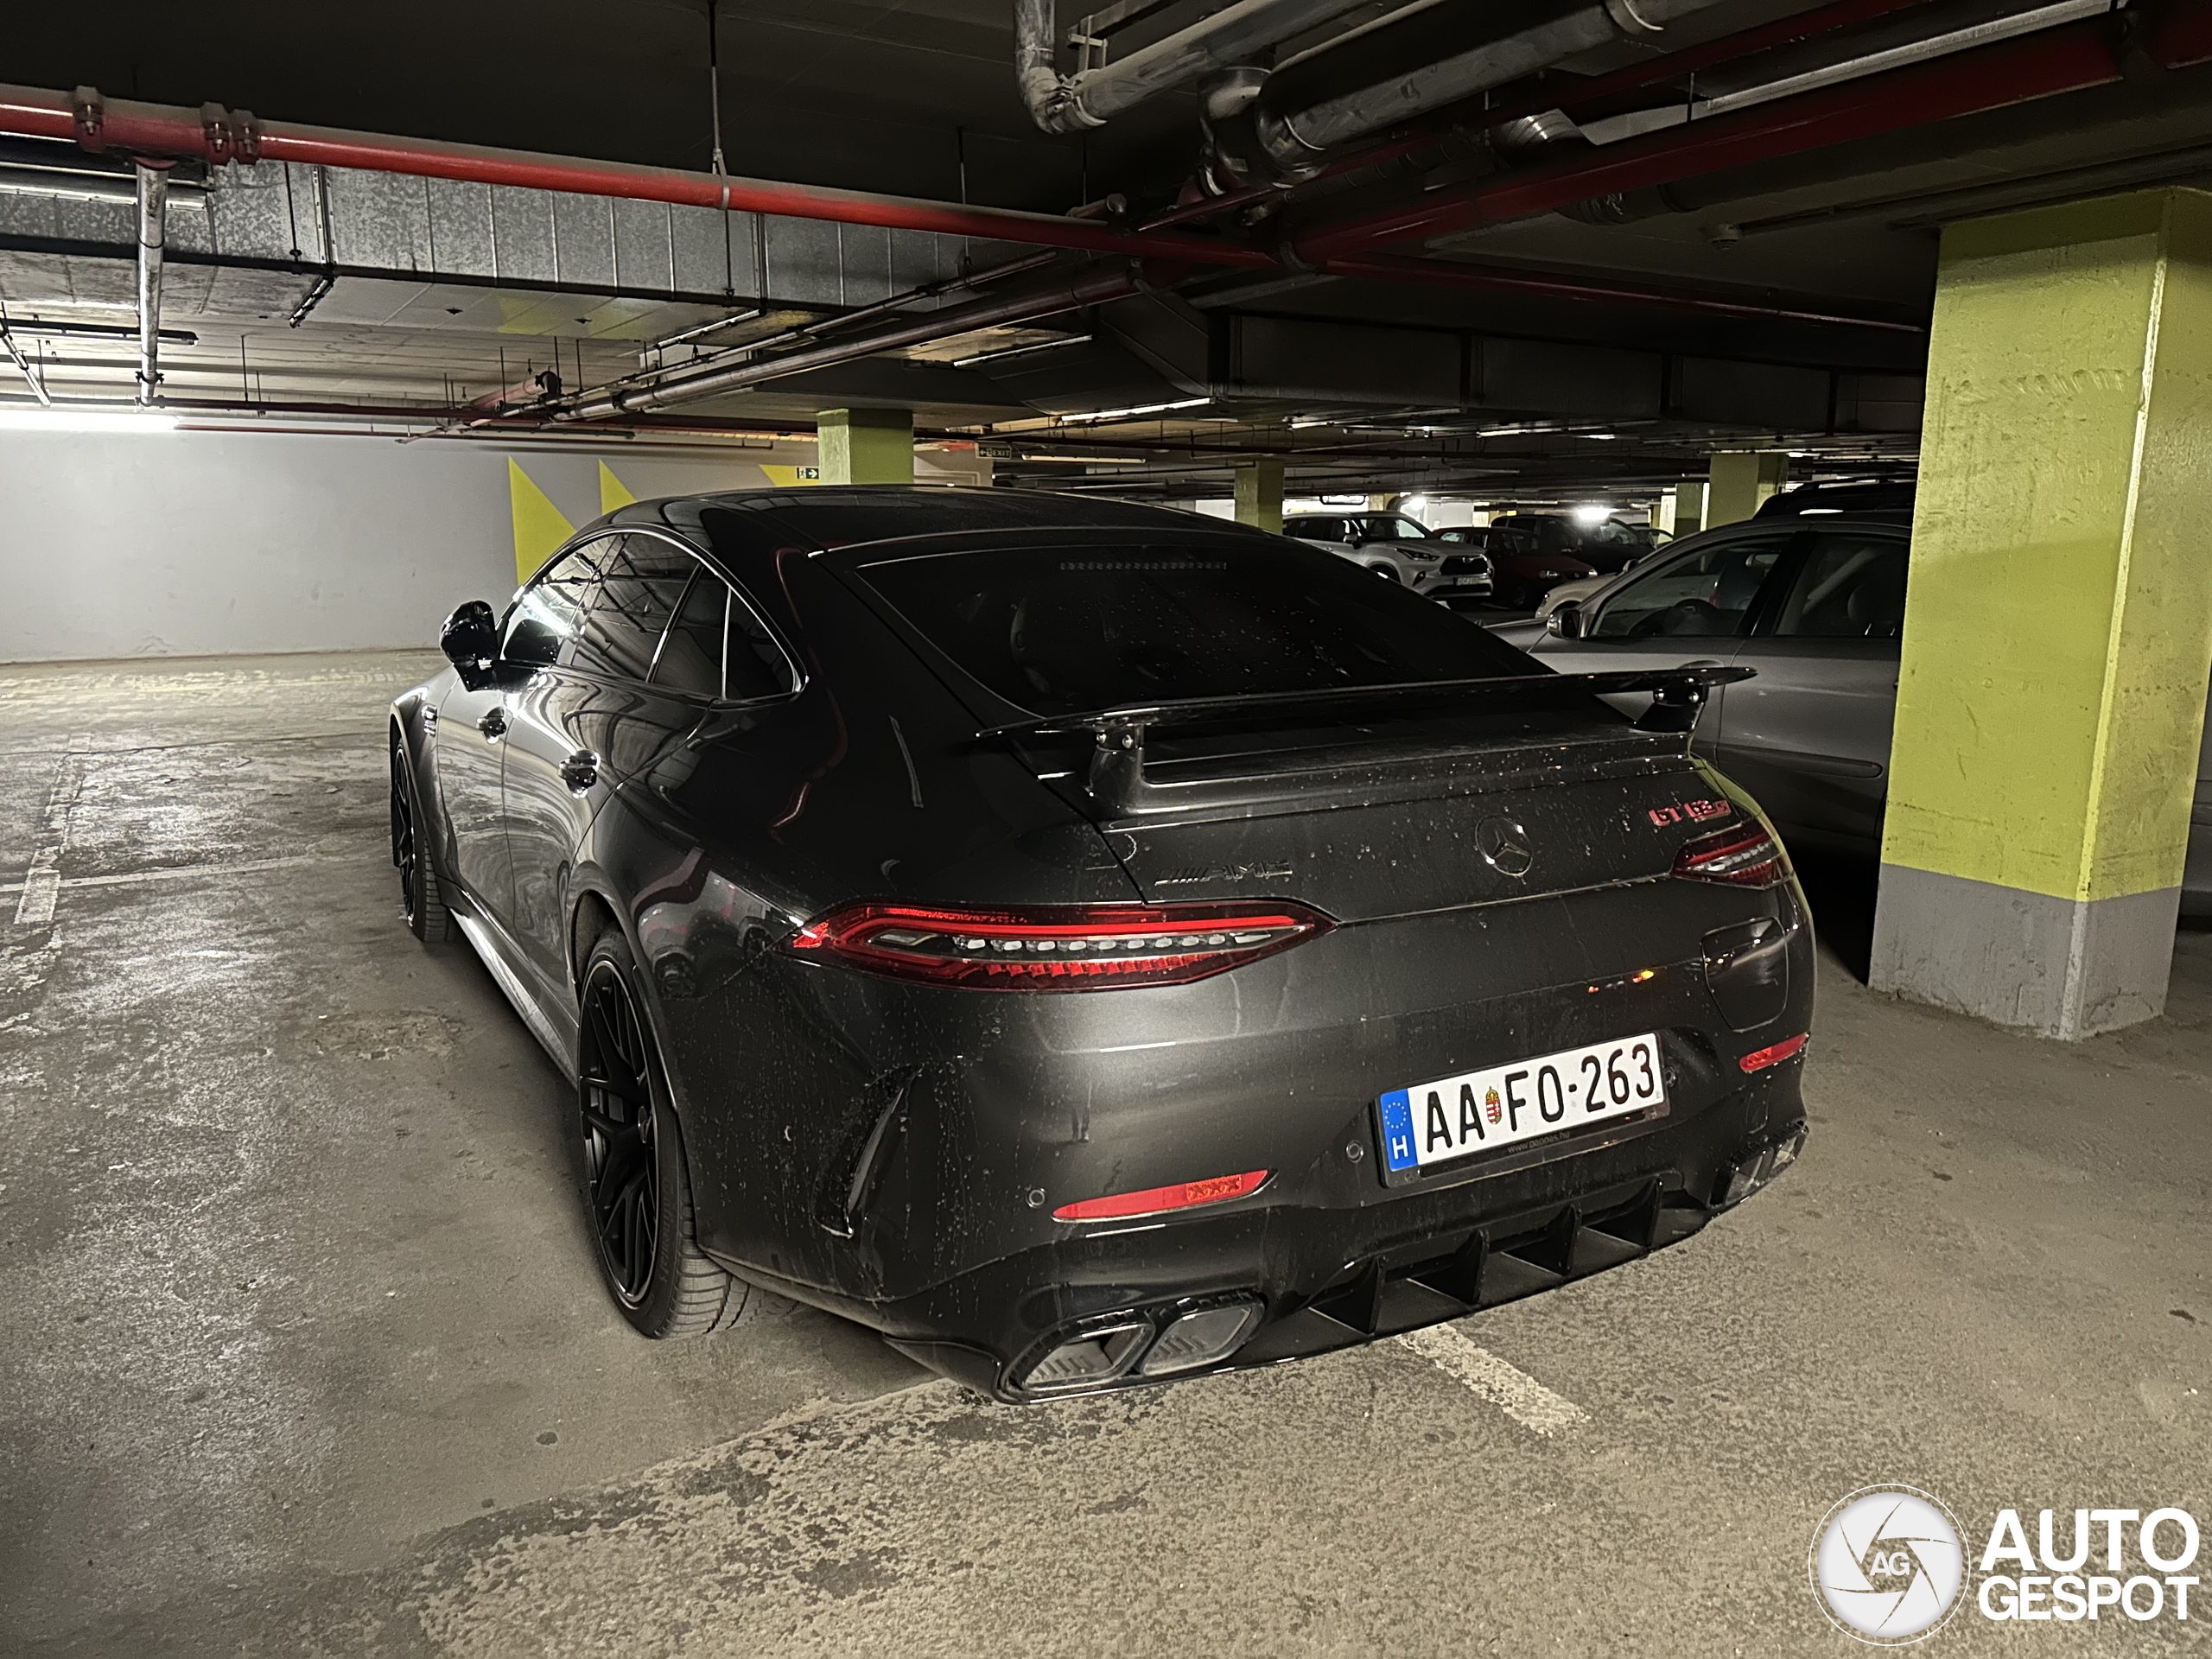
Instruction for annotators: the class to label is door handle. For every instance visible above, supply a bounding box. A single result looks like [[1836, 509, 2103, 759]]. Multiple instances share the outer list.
[[478, 708, 507, 740], [561, 750, 601, 793]]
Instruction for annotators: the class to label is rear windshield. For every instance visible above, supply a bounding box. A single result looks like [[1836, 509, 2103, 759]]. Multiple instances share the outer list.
[[854, 541, 1543, 716]]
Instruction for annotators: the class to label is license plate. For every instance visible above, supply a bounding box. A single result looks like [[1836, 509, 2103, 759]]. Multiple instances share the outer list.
[[1376, 1033, 1667, 1177]]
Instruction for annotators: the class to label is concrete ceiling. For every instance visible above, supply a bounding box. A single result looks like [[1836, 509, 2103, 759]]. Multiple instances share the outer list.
[[3, 0, 2209, 502]]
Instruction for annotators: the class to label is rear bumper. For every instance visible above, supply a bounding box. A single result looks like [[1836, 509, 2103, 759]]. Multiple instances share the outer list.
[[726, 1065, 1808, 1402]]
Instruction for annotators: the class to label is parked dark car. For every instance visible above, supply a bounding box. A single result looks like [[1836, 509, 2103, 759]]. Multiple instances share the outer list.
[[390, 488, 1813, 1402], [1504, 516, 2212, 912], [1754, 479, 1916, 522], [1488, 512, 1657, 576], [1433, 524, 1598, 610]]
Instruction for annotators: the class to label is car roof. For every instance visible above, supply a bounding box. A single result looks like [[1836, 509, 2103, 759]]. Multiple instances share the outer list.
[[605, 485, 1248, 551]]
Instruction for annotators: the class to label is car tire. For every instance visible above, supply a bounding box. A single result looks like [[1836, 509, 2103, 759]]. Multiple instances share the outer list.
[[575, 925, 756, 1339], [389, 732, 451, 944]]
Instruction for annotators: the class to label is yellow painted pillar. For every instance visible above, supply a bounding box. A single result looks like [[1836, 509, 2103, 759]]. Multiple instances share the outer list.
[[1704, 451, 1788, 527], [1870, 188, 2212, 1038], [1669, 480, 1707, 537], [817, 407, 913, 485], [1236, 457, 1284, 532]]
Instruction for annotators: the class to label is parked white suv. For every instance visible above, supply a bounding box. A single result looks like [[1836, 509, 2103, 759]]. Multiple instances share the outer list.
[[1281, 512, 1494, 606]]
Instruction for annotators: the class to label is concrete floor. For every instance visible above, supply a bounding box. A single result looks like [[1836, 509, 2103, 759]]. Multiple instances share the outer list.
[[3, 652, 2206, 1657]]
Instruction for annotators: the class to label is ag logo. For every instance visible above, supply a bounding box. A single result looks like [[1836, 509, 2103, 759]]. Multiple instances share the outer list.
[[1810, 1486, 1967, 1645], [1474, 816, 1534, 878]]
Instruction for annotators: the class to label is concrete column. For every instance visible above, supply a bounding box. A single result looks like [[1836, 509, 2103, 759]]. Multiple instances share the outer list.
[[1236, 457, 1285, 533], [817, 407, 913, 485], [1669, 480, 1707, 537], [1704, 452, 1788, 527], [1870, 188, 2212, 1039]]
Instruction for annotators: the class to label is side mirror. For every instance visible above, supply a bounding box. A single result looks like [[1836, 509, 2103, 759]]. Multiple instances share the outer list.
[[441, 601, 499, 674], [1547, 601, 1587, 639]]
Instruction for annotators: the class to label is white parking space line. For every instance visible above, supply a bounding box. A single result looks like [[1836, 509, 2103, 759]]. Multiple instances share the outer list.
[[12, 736, 89, 929], [1397, 1325, 1591, 1437], [0, 854, 323, 901]]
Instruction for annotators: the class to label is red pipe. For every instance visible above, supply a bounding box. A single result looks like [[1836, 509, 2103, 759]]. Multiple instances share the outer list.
[[1294, 16, 2125, 261], [1319, 252, 1926, 333], [0, 83, 1275, 270]]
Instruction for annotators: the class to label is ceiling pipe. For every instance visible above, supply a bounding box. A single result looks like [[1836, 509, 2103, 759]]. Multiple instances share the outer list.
[[1292, 12, 2133, 261], [0, 324, 52, 407], [1145, 0, 1944, 228], [563, 261, 1149, 419], [1318, 252, 1926, 333], [0, 83, 1273, 270], [1249, 0, 1738, 180], [1016, 0, 1379, 133], [133, 159, 171, 405]]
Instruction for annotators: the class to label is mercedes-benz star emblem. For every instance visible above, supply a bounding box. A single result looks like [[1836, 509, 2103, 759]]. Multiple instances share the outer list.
[[1475, 816, 1535, 878]]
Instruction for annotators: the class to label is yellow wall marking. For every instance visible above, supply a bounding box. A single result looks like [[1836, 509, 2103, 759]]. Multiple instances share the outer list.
[[598, 461, 638, 514], [508, 459, 575, 584]]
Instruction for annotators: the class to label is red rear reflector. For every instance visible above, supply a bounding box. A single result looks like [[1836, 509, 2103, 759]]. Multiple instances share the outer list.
[[1052, 1169, 1269, 1223], [1739, 1032, 1808, 1073], [1672, 822, 1787, 889], [785, 900, 1332, 990]]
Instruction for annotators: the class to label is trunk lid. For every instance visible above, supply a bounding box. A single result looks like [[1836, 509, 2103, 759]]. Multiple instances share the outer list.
[[1019, 704, 1739, 923]]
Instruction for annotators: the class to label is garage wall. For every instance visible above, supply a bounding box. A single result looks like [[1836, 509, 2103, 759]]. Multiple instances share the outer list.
[[0, 429, 855, 664]]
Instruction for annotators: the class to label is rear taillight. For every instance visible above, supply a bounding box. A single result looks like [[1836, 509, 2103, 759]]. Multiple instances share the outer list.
[[785, 900, 1332, 990], [1672, 822, 1788, 888], [1739, 1032, 1808, 1073], [1053, 1169, 1270, 1223]]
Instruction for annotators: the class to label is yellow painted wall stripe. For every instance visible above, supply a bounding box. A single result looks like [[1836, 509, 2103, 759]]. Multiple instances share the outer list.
[[508, 459, 575, 585], [598, 460, 637, 514]]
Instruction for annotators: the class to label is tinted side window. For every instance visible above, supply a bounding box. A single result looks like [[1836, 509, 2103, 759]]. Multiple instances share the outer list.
[[726, 585, 799, 701], [1772, 532, 1909, 638], [572, 535, 696, 680], [1356, 516, 1430, 542], [651, 571, 726, 698], [1591, 536, 1789, 639], [504, 541, 610, 667]]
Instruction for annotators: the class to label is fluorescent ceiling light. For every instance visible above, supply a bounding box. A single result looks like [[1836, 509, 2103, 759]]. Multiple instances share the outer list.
[[1018, 454, 1148, 464], [1572, 504, 1611, 524], [1058, 397, 1208, 424], [955, 334, 1093, 370], [0, 406, 180, 433]]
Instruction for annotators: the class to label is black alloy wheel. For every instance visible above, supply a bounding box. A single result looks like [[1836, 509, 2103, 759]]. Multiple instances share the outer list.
[[575, 929, 751, 1338], [580, 954, 663, 1308], [389, 735, 449, 943]]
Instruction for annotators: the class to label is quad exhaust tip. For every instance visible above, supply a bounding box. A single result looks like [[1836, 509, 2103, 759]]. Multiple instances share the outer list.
[[1016, 1299, 1266, 1395]]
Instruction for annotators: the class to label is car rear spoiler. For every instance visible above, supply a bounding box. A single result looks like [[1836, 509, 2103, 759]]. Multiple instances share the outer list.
[[981, 664, 1755, 815]]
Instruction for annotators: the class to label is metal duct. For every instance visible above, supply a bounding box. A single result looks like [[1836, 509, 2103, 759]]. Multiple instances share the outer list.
[[134, 160, 170, 404], [0, 82, 1271, 269], [1255, 0, 1734, 175], [1017, 0, 1378, 134]]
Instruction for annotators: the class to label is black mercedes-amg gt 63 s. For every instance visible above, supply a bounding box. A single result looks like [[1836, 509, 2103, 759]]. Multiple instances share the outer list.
[[389, 487, 1812, 1400]]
